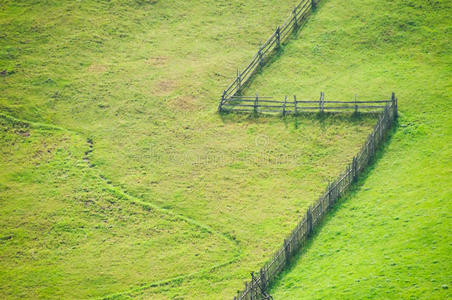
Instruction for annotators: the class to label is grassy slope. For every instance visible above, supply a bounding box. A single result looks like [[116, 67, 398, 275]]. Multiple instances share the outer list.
[[0, 1, 381, 299], [0, 115, 235, 299], [241, 0, 451, 298]]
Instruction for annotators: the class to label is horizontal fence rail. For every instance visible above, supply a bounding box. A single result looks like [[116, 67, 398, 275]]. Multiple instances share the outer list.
[[233, 94, 398, 300], [221, 92, 392, 115], [219, 0, 319, 108]]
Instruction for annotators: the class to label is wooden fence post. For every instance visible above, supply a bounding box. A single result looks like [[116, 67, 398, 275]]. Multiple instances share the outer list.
[[283, 96, 287, 116], [258, 48, 263, 68], [237, 69, 241, 93], [276, 26, 281, 48], [374, 131, 378, 155], [391, 92, 395, 116], [254, 94, 259, 115], [293, 8, 298, 29], [318, 92, 322, 112], [284, 239, 290, 265], [354, 94, 358, 114], [391, 92, 398, 118], [373, 131, 377, 155], [352, 157, 358, 182], [293, 95, 297, 114], [369, 133, 374, 162], [319, 92, 325, 113], [307, 206, 313, 236], [348, 164, 352, 185], [260, 268, 267, 291], [250, 272, 255, 300], [328, 182, 333, 207], [218, 90, 226, 112]]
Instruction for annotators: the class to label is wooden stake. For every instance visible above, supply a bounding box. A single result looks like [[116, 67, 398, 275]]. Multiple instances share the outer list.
[[283, 96, 287, 116], [258, 48, 263, 67], [254, 94, 259, 114], [218, 90, 226, 112], [237, 69, 241, 93], [354, 94, 358, 113]]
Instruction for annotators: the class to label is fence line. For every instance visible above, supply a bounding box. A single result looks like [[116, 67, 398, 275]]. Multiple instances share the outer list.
[[219, 0, 319, 110], [233, 93, 398, 300], [221, 93, 391, 115]]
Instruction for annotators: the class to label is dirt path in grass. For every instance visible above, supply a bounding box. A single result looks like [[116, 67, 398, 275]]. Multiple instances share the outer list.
[[0, 112, 242, 298]]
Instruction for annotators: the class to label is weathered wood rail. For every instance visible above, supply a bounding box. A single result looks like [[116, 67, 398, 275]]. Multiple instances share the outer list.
[[220, 92, 392, 115], [233, 94, 398, 300], [219, 0, 319, 108]]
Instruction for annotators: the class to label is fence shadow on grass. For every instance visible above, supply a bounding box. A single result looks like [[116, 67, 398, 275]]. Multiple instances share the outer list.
[[219, 0, 321, 104], [266, 120, 399, 294], [220, 109, 381, 127], [213, 0, 399, 298], [232, 98, 397, 300]]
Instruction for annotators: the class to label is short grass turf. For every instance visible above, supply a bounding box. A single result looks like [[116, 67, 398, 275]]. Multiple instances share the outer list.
[[241, 0, 451, 298], [0, 0, 382, 299], [0, 115, 236, 299]]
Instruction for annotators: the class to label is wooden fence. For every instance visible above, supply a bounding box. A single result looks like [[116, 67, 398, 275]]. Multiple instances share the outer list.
[[233, 94, 398, 300], [220, 92, 392, 115], [219, 0, 319, 107]]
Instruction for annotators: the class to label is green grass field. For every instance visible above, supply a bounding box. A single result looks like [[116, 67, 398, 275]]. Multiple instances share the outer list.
[[0, 0, 450, 299], [243, 0, 451, 298], [0, 0, 383, 299]]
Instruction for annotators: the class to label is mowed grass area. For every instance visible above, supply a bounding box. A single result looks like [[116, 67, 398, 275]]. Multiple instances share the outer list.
[[243, 0, 451, 298], [0, 1, 380, 299]]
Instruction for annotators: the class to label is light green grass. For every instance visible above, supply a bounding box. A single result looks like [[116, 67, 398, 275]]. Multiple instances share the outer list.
[[0, 0, 381, 298], [0, 115, 236, 299], [242, 0, 451, 298]]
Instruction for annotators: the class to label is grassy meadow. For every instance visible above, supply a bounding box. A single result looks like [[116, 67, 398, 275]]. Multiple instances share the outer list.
[[242, 0, 451, 298], [0, 0, 382, 299]]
